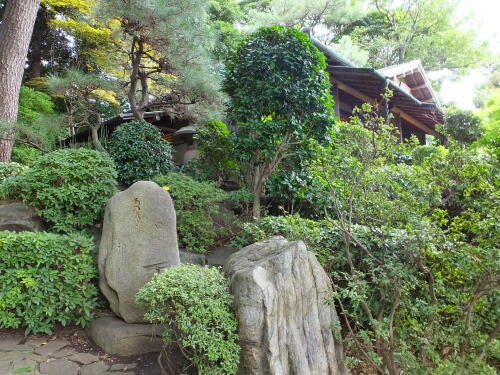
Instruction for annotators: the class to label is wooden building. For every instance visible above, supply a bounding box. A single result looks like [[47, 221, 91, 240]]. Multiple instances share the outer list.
[[313, 39, 444, 143]]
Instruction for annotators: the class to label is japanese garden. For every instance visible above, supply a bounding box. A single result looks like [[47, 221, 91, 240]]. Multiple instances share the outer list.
[[0, 1, 498, 375]]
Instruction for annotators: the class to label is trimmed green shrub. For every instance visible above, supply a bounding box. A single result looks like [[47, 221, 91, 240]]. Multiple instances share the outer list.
[[108, 120, 173, 185], [154, 173, 226, 253], [11, 145, 43, 166], [0, 231, 98, 334], [136, 264, 240, 375], [5, 148, 117, 232], [0, 162, 27, 183]]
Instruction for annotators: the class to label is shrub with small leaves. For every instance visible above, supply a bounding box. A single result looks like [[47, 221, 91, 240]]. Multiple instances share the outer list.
[[411, 145, 448, 165], [154, 173, 227, 252], [0, 162, 27, 182], [136, 264, 240, 375], [108, 120, 173, 185], [11, 145, 43, 166], [0, 231, 98, 334], [5, 148, 117, 232]]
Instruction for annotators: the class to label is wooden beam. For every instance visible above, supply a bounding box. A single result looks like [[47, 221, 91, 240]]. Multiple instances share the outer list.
[[331, 77, 443, 139], [391, 106, 441, 138], [332, 82, 340, 117], [411, 82, 429, 91], [330, 77, 376, 106]]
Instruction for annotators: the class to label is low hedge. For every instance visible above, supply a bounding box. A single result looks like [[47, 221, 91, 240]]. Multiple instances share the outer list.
[[0, 231, 98, 334]]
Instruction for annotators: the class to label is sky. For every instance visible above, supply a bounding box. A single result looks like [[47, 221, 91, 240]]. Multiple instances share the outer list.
[[437, 0, 500, 109]]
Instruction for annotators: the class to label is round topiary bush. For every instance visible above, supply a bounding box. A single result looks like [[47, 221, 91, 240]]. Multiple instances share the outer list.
[[136, 264, 240, 375], [6, 148, 117, 232], [108, 120, 174, 185]]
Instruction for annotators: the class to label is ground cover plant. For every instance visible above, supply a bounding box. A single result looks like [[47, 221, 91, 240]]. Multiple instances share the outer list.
[[0, 231, 98, 334]]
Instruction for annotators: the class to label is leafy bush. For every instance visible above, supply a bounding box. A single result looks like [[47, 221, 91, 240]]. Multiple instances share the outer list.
[[108, 120, 173, 185], [234, 214, 346, 270], [411, 145, 447, 164], [443, 107, 483, 143], [195, 120, 240, 182], [18, 86, 54, 125], [154, 173, 226, 252], [0, 231, 98, 334], [5, 148, 117, 232], [136, 264, 240, 375], [0, 162, 27, 183], [11, 145, 43, 166]]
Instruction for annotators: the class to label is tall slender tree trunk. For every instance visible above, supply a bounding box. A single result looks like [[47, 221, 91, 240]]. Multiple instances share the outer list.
[[0, 0, 40, 162]]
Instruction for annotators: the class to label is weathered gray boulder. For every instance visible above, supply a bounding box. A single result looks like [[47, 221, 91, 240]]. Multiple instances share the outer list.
[[88, 315, 164, 356], [224, 237, 348, 375], [99, 181, 180, 323], [0, 202, 47, 232]]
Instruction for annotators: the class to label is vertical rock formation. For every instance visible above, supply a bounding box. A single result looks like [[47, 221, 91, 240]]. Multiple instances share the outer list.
[[98, 181, 180, 323], [225, 237, 348, 375]]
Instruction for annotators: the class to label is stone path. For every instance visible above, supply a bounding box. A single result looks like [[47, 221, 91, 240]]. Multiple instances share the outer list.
[[0, 335, 142, 375]]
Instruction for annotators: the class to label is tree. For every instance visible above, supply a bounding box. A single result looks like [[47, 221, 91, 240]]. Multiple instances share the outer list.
[[313, 105, 499, 374], [0, 0, 41, 162], [338, 0, 488, 70], [443, 107, 483, 144], [242, 0, 365, 36], [95, 0, 222, 122], [48, 69, 120, 151], [223, 26, 334, 218]]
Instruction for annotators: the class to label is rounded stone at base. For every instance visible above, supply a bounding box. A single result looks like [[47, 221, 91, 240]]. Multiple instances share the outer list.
[[88, 315, 164, 356]]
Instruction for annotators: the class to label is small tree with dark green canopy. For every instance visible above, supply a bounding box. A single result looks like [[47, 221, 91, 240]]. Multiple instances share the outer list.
[[223, 26, 334, 218]]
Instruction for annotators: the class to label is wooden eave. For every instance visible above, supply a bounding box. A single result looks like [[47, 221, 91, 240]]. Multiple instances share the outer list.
[[327, 66, 444, 139]]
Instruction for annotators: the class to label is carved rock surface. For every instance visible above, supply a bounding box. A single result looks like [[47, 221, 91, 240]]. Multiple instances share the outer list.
[[98, 181, 180, 323], [224, 237, 348, 375]]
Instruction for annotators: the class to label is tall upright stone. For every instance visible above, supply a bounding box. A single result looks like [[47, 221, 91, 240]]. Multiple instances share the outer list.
[[98, 181, 180, 323], [224, 237, 348, 375]]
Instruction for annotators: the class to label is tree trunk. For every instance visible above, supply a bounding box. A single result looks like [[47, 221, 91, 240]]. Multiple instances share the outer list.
[[90, 124, 106, 153], [27, 5, 48, 79], [0, 0, 40, 162]]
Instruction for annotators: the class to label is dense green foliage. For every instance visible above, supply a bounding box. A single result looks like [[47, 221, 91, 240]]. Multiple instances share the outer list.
[[95, 0, 222, 121], [195, 120, 240, 183], [0, 231, 98, 334], [136, 264, 240, 375], [11, 145, 43, 166], [108, 120, 173, 185], [154, 173, 226, 253], [444, 107, 484, 144], [411, 145, 447, 165], [18, 86, 55, 125], [236, 105, 499, 374], [222, 26, 334, 216], [0, 162, 27, 183], [3, 149, 117, 232]]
